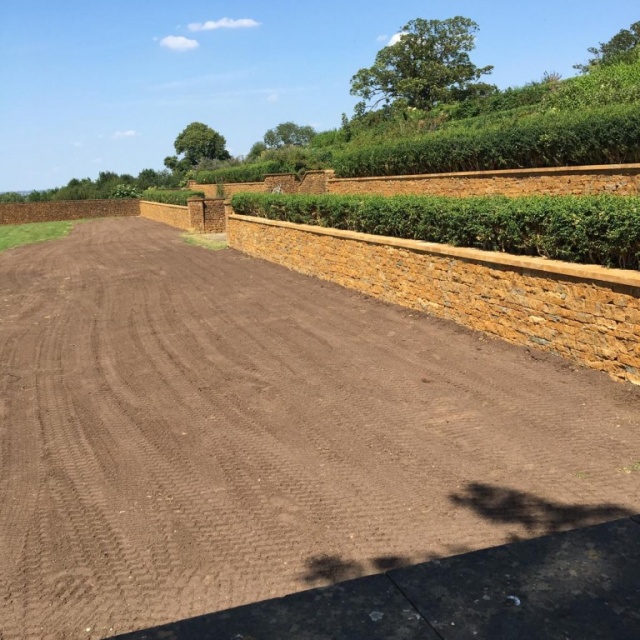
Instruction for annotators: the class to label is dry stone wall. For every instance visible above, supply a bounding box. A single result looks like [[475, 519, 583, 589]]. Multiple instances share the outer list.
[[189, 164, 640, 199], [139, 200, 190, 230], [0, 199, 139, 225], [228, 214, 640, 385]]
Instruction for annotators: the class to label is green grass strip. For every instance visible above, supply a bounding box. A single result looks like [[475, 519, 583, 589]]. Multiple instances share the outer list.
[[181, 233, 227, 251], [0, 220, 80, 253]]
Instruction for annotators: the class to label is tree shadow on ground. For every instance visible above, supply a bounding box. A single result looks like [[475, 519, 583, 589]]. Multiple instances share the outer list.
[[449, 481, 634, 539], [300, 483, 635, 587], [300, 554, 414, 586]]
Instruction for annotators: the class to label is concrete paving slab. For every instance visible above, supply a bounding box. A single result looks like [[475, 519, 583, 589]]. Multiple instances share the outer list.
[[111, 573, 439, 640], [389, 518, 640, 639]]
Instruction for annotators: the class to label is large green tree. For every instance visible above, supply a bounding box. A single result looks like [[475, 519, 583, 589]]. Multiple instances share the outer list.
[[350, 16, 494, 111], [574, 21, 640, 72], [173, 122, 230, 166], [263, 122, 316, 149]]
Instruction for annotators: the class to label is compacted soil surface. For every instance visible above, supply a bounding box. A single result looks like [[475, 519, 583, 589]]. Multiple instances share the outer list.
[[1, 217, 639, 639]]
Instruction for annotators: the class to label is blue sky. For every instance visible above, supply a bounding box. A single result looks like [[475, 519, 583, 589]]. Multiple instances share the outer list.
[[0, 1, 638, 191]]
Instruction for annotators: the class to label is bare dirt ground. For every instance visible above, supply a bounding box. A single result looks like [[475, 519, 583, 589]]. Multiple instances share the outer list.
[[1, 217, 639, 640]]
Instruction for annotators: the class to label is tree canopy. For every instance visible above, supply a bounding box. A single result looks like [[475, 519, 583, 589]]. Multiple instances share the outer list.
[[263, 122, 316, 148], [173, 122, 230, 166], [350, 16, 494, 111], [574, 21, 640, 72]]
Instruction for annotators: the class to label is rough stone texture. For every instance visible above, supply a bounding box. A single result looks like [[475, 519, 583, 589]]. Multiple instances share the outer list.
[[265, 173, 299, 194], [297, 170, 330, 194], [222, 182, 264, 197], [327, 165, 640, 197], [189, 165, 640, 200], [227, 215, 640, 384], [139, 200, 190, 230], [202, 199, 226, 233], [0, 199, 139, 225]]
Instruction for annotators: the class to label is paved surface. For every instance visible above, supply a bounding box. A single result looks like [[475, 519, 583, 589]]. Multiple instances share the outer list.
[[112, 516, 640, 639], [1, 218, 639, 640]]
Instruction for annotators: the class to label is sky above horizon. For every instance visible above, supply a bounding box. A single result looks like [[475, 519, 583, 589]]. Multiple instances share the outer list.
[[0, 1, 638, 192]]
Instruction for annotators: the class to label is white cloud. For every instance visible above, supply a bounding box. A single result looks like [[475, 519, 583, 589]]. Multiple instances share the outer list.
[[388, 32, 406, 46], [160, 35, 199, 51], [188, 18, 260, 32], [266, 93, 278, 103], [376, 34, 388, 43], [112, 130, 138, 139]]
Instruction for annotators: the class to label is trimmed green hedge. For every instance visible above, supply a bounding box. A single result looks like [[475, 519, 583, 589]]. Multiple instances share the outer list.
[[194, 161, 286, 185], [141, 189, 204, 206], [332, 105, 640, 177], [231, 192, 640, 270]]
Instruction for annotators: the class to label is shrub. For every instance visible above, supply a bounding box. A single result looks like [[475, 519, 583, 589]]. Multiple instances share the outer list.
[[542, 60, 640, 111], [332, 105, 640, 177], [110, 184, 141, 199], [0, 192, 26, 203], [231, 192, 640, 270], [141, 189, 205, 206], [194, 161, 286, 185]]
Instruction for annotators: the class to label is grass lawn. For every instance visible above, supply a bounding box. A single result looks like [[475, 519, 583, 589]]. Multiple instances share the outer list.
[[181, 233, 227, 251], [0, 220, 80, 253]]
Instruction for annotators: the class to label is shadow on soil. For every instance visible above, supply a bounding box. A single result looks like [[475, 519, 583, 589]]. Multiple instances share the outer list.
[[449, 481, 634, 538], [381, 483, 640, 639], [300, 482, 634, 586], [110, 484, 640, 639]]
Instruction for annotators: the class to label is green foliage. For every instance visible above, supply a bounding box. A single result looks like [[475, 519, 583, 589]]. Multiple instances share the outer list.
[[231, 192, 640, 270], [110, 184, 141, 199], [575, 21, 640, 72], [543, 60, 640, 111], [136, 168, 179, 190], [173, 122, 230, 166], [332, 105, 640, 177], [246, 141, 268, 162], [350, 16, 494, 111], [0, 220, 78, 253], [141, 189, 205, 206], [0, 192, 27, 203], [194, 161, 286, 184], [263, 122, 317, 148]]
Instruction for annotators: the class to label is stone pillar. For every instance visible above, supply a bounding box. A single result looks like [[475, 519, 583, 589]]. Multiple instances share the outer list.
[[202, 198, 227, 233], [187, 197, 205, 233]]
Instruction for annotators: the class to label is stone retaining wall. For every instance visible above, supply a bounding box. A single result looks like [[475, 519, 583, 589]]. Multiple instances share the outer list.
[[326, 165, 640, 197], [227, 214, 640, 384], [139, 200, 191, 230], [189, 164, 640, 199], [0, 199, 139, 225]]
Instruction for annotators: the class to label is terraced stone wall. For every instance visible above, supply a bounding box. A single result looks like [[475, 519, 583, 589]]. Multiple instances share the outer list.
[[326, 165, 640, 197], [189, 164, 640, 199], [227, 213, 640, 385], [139, 200, 190, 230]]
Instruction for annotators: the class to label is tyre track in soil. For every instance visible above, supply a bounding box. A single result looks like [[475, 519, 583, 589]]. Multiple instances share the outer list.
[[0, 217, 639, 639]]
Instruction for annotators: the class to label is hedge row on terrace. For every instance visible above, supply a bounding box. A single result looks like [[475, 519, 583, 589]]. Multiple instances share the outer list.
[[141, 189, 204, 206], [231, 192, 640, 270], [193, 161, 286, 185], [332, 105, 640, 177]]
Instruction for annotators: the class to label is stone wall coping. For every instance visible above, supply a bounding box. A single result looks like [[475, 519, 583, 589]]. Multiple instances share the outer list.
[[140, 200, 188, 210], [264, 173, 299, 178], [0, 198, 140, 207], [327, 163, 640, 184], [228, 213, 640, 289]]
